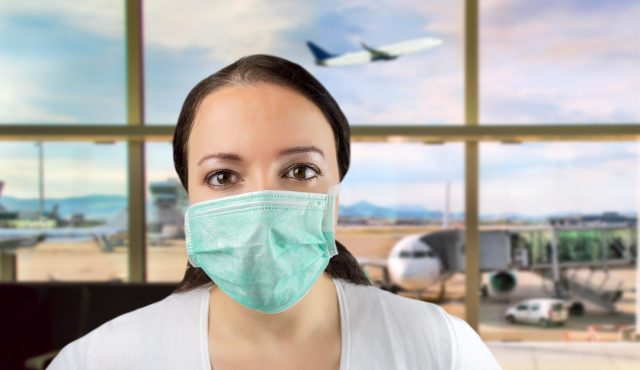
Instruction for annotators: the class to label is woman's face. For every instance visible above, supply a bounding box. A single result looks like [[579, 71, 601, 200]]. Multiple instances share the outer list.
[[187, 82, 341, 221]]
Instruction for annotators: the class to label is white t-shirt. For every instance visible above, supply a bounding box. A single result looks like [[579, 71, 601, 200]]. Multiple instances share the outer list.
[[47, 277, 501, 369]]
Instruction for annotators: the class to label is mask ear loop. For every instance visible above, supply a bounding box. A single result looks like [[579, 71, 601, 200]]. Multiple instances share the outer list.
[[322, 183, 341, 256], [184, 205, 201, 268]]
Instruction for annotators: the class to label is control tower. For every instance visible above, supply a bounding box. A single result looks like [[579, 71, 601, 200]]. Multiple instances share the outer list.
[[0, 181, 4, 211], [149, 178, 188, 238]]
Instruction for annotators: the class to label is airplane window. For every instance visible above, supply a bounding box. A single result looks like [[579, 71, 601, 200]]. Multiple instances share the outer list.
[[399, 251, 412, 258], [413, 250, 436, 258]]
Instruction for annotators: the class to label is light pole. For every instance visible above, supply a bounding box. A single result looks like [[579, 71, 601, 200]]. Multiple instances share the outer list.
[[36, 141, 44, 219]]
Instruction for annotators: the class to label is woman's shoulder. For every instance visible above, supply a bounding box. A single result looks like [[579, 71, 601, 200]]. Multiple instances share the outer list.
[[47, 285, 211, 370], [334, 277, 449, 323], [334, 278, 501, 369], [85, 284, 208, 341]]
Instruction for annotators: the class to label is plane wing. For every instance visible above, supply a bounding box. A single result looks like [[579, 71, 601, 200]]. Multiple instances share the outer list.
[[0, 235, 44, 251], [314, 49, 374, 67], [373, 37, 442, 56], [356, 257, 392, 287], [0, 208, 128, 252], [360, 42, 396, 59], [356, 257, 387, 268]]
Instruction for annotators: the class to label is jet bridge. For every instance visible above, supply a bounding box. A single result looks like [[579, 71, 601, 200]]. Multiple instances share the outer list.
[[419, 229, 512, 273], [420, 224, 636, 311], [521, 224, 635, 312]]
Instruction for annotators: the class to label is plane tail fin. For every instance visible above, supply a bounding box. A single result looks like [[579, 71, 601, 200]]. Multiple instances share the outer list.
[[104, 207, 128, 232], [360, 41, 373, 51], [306, 41, 334, 61]]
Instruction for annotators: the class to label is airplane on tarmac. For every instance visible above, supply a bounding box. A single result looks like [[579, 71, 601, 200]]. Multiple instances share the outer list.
[[358, 224, 636, 312], [306, 36, 442, 66], [0, 208, 128, 252]]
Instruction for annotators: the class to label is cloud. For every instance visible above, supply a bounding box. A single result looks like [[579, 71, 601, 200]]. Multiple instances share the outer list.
[[0, 1, 123, 39], [4, 0, 638, 124], [146, 0, 465, 124], [143, 0, 316, 61], [0, 59, 77, 123], [481, 142, 637, 168], [481, 160, 636, 216], [480, 142, 638, 215], [0, 142, 127, 198], [0, 1, 458, 125], [479, 0, 640, 123], [2, 1, 638, 216], [0, 1, 126, 124]]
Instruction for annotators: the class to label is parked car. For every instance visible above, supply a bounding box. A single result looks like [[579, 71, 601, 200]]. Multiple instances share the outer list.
[[505, 298, 568, 327]]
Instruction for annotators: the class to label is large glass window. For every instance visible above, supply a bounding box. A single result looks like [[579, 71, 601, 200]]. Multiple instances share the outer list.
[[144, 1, 464, 125], [1, 1, 637, 353], [0, 141, 128, 281], [339, 142, 466, 305], [0, 2, 126, 124], [480, 1, 640, 124], [478, 142, 637, 340], [481, 142, 636, 218]]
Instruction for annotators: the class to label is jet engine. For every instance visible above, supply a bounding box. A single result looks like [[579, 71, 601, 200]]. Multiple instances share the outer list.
[[487, 270, 517, 296]]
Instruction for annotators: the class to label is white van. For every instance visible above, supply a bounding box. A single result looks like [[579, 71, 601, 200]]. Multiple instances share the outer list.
[[504, 298, 568, 327]]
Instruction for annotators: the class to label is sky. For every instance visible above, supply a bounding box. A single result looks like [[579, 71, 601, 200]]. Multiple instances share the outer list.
[[0, 0, 639, 217]]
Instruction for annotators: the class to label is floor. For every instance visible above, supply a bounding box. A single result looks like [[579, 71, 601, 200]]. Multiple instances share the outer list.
[[487, 342, 640, 370]]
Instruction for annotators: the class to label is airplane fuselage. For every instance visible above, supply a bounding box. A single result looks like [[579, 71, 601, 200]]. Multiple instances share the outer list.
[[387, 234, 443, 291], [307, 36, 442, 67]]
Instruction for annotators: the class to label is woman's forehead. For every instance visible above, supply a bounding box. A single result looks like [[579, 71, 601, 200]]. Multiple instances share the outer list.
[[188, 83, 336, 161]]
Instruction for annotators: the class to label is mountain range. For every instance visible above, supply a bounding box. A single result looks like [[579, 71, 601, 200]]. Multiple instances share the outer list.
[[0, 194, 634, 223]]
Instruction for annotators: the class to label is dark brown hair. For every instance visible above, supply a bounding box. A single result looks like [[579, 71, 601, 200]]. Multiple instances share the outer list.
[[172, 54, 371, 292]]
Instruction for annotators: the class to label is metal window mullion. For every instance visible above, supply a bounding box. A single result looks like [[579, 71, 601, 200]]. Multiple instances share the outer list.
[[126, 0, 146, 283], [464, 0, 480, 332], [3, 124, 640, 142]]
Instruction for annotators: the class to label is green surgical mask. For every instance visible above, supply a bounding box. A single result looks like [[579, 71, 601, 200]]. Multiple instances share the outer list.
[[184, 183, 340, 314]]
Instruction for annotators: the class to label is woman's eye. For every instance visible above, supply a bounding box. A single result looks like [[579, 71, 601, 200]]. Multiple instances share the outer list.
[[206, 170, 239, 188], [285, 165, 318, 181]]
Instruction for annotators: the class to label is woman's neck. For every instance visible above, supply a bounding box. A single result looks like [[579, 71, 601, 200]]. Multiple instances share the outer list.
[[208, 272, 339, 350]]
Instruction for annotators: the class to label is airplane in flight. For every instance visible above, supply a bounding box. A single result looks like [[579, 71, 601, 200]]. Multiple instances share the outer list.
[[358, 224, 635, 312], [306, 36, 443, 66]]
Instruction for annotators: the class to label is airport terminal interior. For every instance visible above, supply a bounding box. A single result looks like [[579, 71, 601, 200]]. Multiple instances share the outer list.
[[1, 1, 639, 369]]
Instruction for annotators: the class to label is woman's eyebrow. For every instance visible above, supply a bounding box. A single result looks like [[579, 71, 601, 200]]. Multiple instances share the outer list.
[[197, 152, 242, 166], [278, 145, 325, 158]]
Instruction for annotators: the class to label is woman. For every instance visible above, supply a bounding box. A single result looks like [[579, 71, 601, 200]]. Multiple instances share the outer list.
[[48, 54, 501, 369]]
